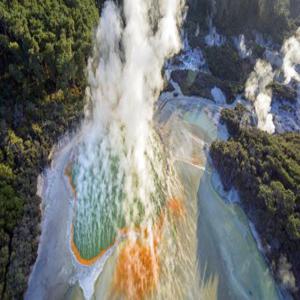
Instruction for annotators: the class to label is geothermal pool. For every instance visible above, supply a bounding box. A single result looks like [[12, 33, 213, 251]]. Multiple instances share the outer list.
[[25, 97, 286, 300], [25, 1, 290, 299]]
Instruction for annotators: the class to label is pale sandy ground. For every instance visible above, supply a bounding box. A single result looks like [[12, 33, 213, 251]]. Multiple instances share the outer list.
[[25, 140, 76, 300]]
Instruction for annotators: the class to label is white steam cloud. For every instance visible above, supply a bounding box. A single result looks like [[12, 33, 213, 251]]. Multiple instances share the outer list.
[[74, 0, 185, 297], [245, 59, 275, 134], [85, 0, 185, 149], [278, 255, 297, 292], [282, 28, 300, 84], [80, 0, 185, 215], [245, 27, 300, 134]]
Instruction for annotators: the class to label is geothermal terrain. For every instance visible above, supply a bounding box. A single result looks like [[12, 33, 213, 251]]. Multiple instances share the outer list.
[[0, 1, 300, 300]]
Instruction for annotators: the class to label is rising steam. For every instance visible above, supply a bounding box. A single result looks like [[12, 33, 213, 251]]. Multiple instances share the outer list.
[[282, 28, 300, 84], [246, 27, 300, 134], [245, 59, 275, 134], [77, 0, 185, 235], [71, 0, 188, 298], [82, 0, 185, 196]]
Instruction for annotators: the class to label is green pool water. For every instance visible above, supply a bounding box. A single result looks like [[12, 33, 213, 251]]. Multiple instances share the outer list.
[[71, 134, 168, 260], [71, 152, 125, 260]]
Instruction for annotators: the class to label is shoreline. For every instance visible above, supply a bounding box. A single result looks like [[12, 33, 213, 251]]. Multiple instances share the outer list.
[[25, 137, 81, 299], [209, 166, 292, 299]]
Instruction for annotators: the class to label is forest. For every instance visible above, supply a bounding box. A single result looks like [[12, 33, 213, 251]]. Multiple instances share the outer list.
[[188, 0, 300, 42], [0, 0, 100, 298], [210, 105, 300, 297]]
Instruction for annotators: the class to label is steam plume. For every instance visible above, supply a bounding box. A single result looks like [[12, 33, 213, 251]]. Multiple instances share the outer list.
[[245, 59, 275, 134], [72, 1, 186, 298], [78, 0, 185, 227], [282, 28, 300, 84]]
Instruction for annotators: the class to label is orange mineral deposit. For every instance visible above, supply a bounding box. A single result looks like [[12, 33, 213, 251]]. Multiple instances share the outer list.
[[114, 240, 159, 300], [167, 198, 185, 218]]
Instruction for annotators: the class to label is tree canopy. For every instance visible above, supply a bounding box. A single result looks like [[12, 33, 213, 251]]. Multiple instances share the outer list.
[[211, 106, 300, 297], [187, 0, 300, 42], [0, 1, 99, 298]]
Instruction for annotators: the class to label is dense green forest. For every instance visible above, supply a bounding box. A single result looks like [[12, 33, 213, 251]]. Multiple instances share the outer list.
[[188, 0, 300, 42], [210, 106, 300, 297], [0, 0, 99, 298]]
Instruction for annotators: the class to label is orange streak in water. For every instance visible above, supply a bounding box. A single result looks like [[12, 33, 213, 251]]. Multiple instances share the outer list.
[[69, 197, 185, 267], [66, 162, 188, 300], [113, 199, 185, 299], [66, 161, 185, 287], [167, 197, 186, 218], [114, 239, 160, 300]]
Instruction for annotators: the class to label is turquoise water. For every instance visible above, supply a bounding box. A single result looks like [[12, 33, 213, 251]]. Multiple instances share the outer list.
[[198, 170, 281, 299], [72, 146, 125, 259], [71, 132, 169, 260], [67, 98, 285, 298], [177, 99, 282, 299]]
